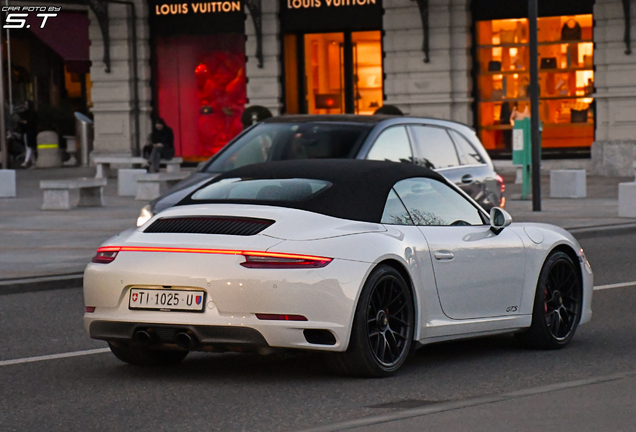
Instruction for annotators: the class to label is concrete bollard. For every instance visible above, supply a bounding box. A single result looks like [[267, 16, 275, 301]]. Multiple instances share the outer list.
[[0, 169, 17, 198], [618, 182, 636, 218], [118, 168, 146, 197], [35, 131, 62, 168], [550, 170, 586, 198]]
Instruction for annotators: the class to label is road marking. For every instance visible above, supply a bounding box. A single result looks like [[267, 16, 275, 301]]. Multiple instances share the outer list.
[[594, 281, 636, 291], [0, 348, 110, 367], [296, 370, 636, 432]]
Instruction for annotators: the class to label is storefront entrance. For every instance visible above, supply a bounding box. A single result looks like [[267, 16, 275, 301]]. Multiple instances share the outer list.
[[285, 31, 382, 115], [280, 0, 384, 115], [150, 0, 246, 160]]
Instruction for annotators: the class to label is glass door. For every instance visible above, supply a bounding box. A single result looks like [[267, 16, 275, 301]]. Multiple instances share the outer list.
[[352, 31, 383, 115], [285, 30, 383, 115], [303, 33, 345, 114]]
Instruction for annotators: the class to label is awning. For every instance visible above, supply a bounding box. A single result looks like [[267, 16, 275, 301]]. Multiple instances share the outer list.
[[28, 11, 91, 74]]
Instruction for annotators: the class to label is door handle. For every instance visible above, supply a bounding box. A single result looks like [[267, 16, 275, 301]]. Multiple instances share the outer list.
[[434, 251, 455, 261], [461, 174, 474, 184]]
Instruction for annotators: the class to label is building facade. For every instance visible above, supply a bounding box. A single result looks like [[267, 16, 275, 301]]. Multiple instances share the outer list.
[[85, 0, 636, 174]]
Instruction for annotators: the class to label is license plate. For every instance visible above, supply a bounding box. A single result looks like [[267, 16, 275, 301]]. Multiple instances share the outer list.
[[129, 288, 205, 312]]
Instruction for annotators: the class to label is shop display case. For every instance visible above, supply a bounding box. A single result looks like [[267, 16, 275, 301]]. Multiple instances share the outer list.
[[476, 15, 594, 153]]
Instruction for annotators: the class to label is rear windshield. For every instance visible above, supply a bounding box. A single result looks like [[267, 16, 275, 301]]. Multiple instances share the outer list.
[[203, 122, 371, 173], [191, 178, 332, 202]]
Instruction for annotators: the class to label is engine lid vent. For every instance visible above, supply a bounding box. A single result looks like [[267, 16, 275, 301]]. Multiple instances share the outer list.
[[144, 216, 274, 236]]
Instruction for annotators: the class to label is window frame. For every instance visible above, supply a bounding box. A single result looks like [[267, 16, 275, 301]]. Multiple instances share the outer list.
[[447, 128, 488, 168], [390, 177, 490, 227], [363, 124, 416, 164], [406, 125, 462, 171]]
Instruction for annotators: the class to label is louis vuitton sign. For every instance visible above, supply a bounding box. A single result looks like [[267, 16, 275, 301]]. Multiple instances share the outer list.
[[150, 0, 245, 35], [280, 0, 382, 32]]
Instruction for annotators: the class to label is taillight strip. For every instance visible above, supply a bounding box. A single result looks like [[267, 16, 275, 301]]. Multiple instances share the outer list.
[[95, 246, 332, 263]]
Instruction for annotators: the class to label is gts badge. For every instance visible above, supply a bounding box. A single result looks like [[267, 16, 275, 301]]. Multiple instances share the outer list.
[[506, 306, 518, 313]]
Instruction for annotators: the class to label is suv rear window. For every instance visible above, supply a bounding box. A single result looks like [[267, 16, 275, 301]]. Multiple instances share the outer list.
[[191, 178, 332, 202]]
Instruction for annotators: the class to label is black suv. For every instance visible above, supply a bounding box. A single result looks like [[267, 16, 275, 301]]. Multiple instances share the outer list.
[[137, 115, 504, 225]]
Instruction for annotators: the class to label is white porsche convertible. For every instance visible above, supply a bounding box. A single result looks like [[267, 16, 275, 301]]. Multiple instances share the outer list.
[[84, 160, 593, 377]]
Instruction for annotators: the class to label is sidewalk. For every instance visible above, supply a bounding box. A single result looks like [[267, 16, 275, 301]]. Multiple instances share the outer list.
[[0, 166, 635, 287]]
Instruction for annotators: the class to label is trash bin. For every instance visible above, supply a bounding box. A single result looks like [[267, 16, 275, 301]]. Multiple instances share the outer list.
[[75, 112, 94, 167], [35, 131, 62, 168]]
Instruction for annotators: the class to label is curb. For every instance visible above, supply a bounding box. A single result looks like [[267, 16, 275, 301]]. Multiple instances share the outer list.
[[0, 273, 84, 296]]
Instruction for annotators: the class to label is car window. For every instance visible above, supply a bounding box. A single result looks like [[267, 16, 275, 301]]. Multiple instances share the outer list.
[[408, 126, 459, 169], [366, 126, 413, 164], [449, 129, 485, 166], [191, 178, 331, 202], [393, 178, 484, 226], [381, 189, 414, 225], [204, 123, 371, 173]]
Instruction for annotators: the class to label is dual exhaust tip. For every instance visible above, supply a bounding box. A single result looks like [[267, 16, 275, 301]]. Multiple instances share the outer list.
[[133, 329, 195, 350]]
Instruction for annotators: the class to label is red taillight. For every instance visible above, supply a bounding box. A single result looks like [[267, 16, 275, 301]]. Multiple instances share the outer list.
[[255, 313, 308, 321], [240, 252, 332, 269], [91, 246, 121, 264], [85, 306, 96, 313], [495, 174, 505, 193], [90, 246, 332, 268]]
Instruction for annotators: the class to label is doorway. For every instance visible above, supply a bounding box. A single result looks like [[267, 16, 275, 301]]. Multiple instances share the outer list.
[[284, 31, 383, 115]]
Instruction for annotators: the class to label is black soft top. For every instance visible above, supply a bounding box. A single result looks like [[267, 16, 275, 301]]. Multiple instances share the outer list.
[[179, 159, 448, 223]]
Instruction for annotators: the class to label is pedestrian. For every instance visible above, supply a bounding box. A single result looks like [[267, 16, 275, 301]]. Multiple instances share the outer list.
[[143, 118, 174, 173], [19, 100, 38, 167]]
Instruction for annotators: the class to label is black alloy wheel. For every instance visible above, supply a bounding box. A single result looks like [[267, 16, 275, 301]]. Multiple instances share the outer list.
[[330, 265, 414, 377], [516, 251, 583, 349]]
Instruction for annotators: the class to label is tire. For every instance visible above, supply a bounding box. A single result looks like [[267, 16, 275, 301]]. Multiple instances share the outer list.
[[108, 341, 189, 366], [516, 251, 583, 350], [330, 265, 415, 377]]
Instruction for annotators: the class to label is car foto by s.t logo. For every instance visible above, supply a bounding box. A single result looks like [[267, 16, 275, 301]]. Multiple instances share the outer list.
[[2, 6, 61, 29]]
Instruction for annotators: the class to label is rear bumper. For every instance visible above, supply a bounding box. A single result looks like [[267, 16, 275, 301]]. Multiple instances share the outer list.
[[89, 320, 269, 350]]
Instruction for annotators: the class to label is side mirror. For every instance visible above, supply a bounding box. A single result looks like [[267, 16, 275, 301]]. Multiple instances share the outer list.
[[490, 207, 512, 233]]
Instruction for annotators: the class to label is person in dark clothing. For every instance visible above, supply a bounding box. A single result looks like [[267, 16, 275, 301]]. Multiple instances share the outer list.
[[20, 100, 38, 167], [143, 118, 175, 173]]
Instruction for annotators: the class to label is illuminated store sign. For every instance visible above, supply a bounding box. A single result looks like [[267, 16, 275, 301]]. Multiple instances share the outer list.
[[150, 0, 244, 35], [285, 0, 377, 8], [154, 1, 240, 15], [280, 0, 382, 32]]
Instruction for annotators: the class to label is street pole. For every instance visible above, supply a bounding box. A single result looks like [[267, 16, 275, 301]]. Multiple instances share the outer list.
[[0, 25, 7, 170], [529, 0, 541, 211]]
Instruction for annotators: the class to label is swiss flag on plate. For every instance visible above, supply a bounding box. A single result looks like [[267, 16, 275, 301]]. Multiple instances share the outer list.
[[132, 293, 138, 301]]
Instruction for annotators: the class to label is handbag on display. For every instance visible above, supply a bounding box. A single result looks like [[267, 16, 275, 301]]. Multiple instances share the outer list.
[[488, 61, 502, 71], [571, 108, 589, 123], [561, 19, 582, 41], [540, 57, 557, 69]]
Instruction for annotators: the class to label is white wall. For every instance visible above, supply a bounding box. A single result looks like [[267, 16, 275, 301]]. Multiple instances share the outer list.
[[383, 0, 472, 124]]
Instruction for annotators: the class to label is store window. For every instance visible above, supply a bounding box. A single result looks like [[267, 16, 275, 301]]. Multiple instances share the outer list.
[[476, 15, 594, 154], [285, 31, 383, 115]]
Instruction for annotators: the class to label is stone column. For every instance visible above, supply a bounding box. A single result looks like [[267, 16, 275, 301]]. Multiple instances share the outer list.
[[592, 0, 636, 176], [383, 0, 472, 124], [245, 1, 283, 115], [88, 0, 153, 158]]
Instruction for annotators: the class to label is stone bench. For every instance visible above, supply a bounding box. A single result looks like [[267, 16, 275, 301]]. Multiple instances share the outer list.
[[135, 172, 190, 201], [93, 156, 183, 178], [40, 177, 107, 210], [550, 169, 586, 198]]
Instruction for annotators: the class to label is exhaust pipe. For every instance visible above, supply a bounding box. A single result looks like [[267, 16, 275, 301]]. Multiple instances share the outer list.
[[175, 332, 194, 349], [133, 330, 152, 346]]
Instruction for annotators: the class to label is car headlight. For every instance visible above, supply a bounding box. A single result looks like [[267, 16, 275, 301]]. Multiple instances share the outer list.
[[137, 204, 154, 227]]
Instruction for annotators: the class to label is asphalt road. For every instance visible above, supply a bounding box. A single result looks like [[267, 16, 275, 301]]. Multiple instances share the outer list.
[[1, 229, 635, 432]]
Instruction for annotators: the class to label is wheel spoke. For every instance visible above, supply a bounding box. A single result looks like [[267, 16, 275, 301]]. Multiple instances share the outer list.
[[377, 335, 387, 362], [389, 316, 409, 327]]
